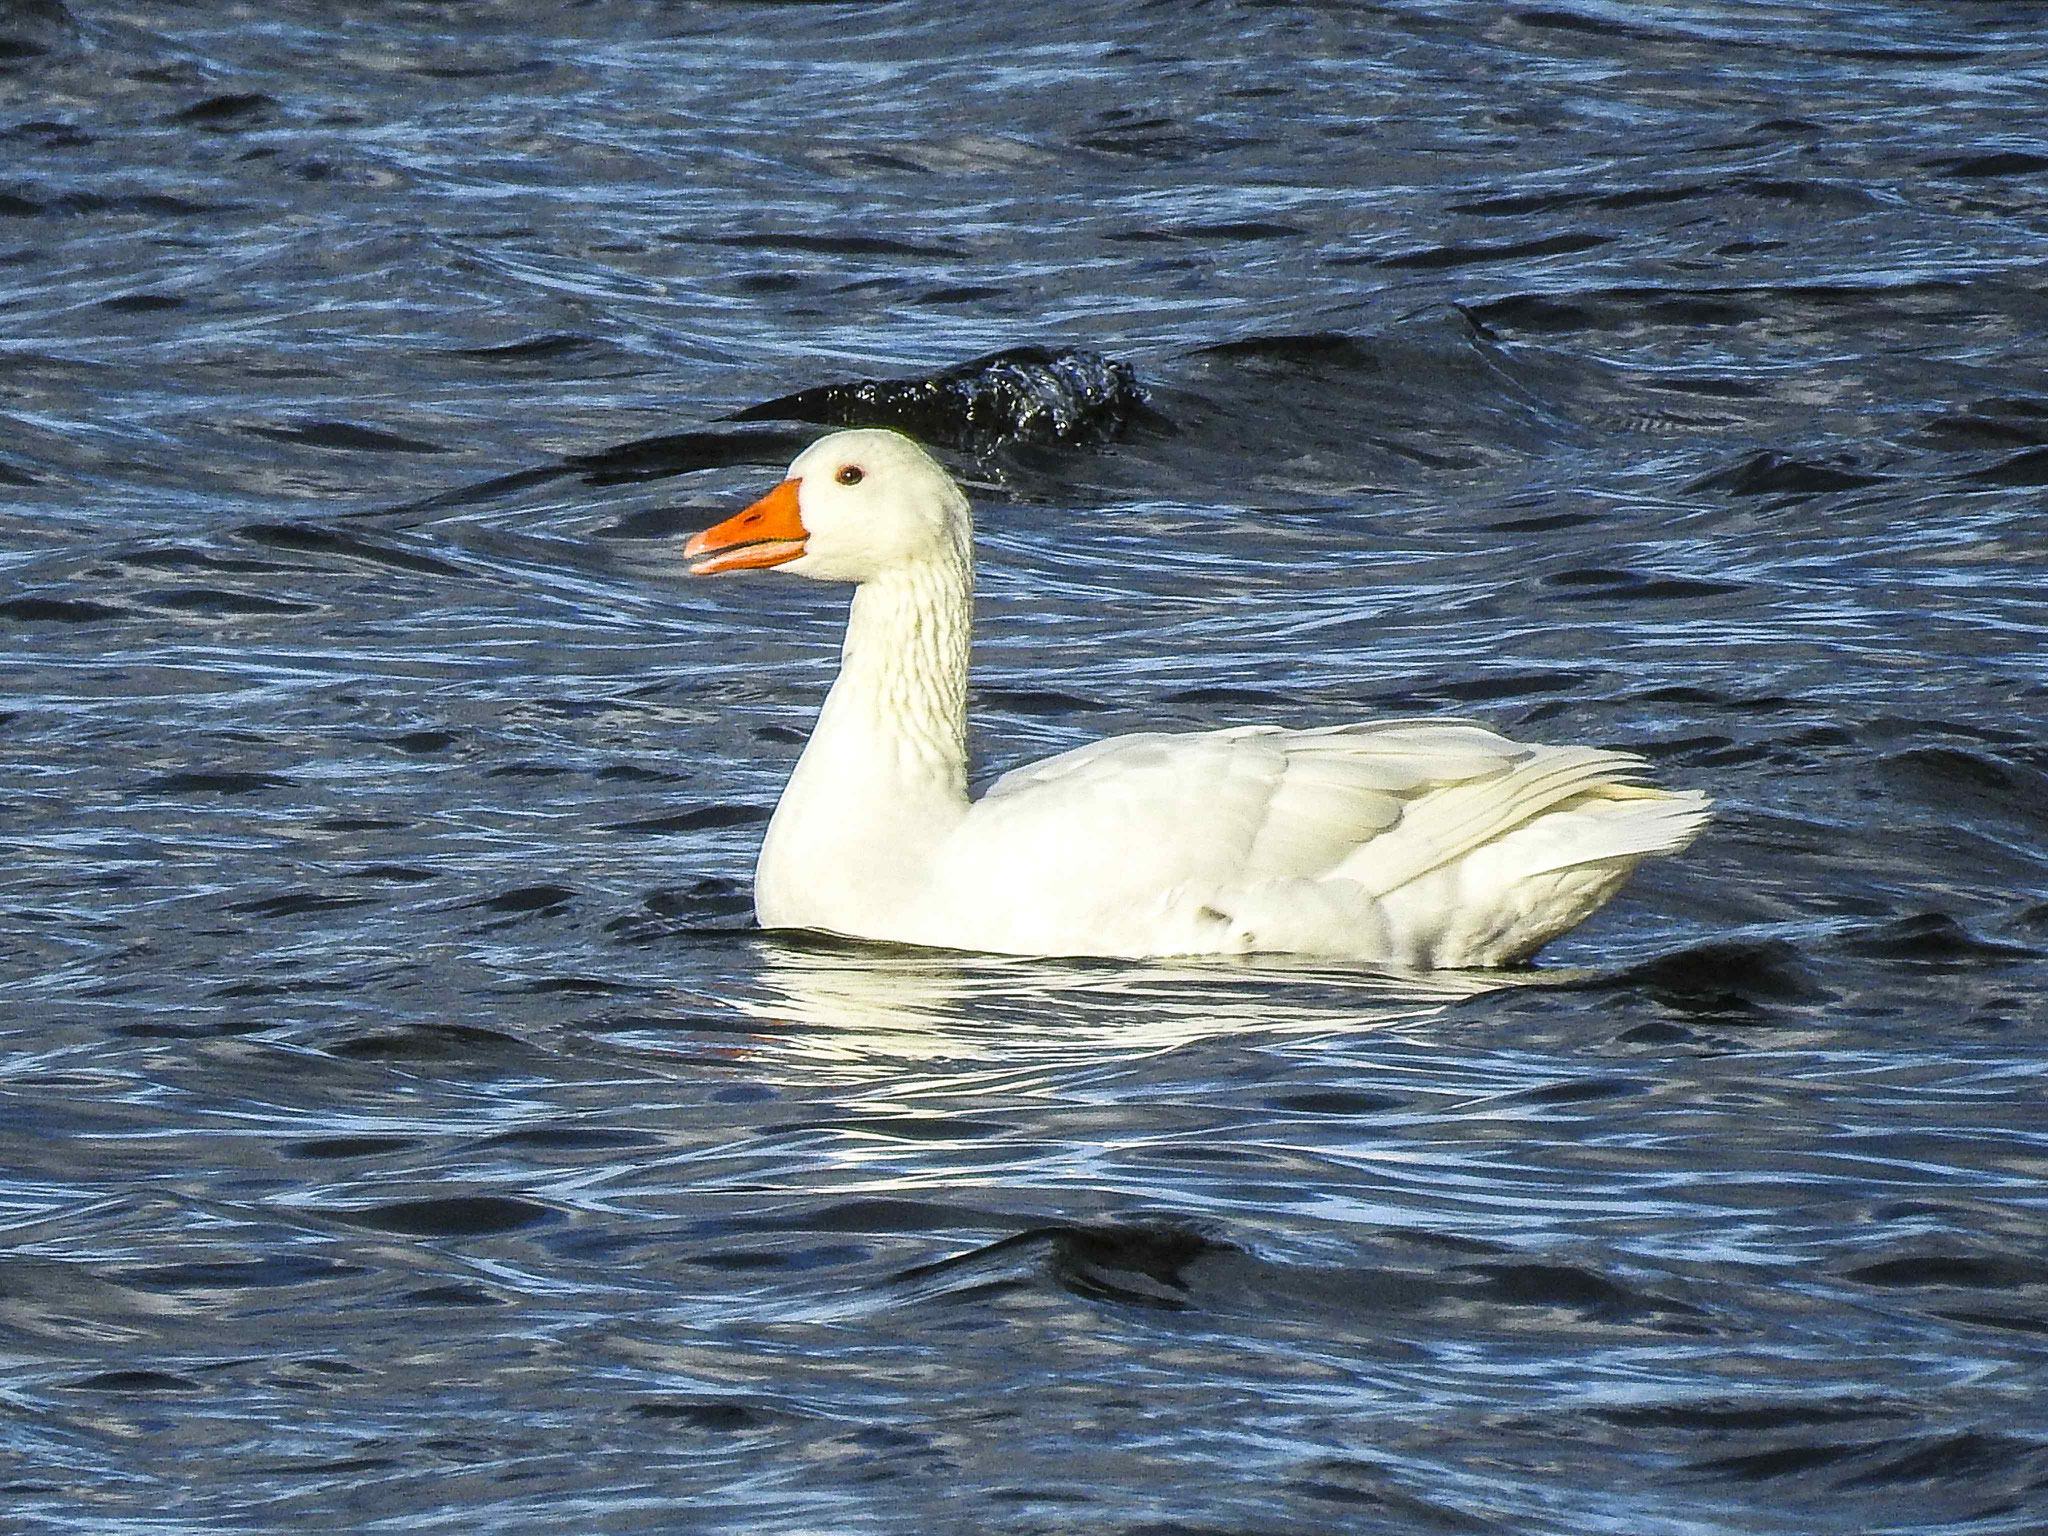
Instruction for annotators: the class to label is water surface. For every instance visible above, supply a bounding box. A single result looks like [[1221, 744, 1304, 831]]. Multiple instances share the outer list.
[[3, 3, 2046, 1532]]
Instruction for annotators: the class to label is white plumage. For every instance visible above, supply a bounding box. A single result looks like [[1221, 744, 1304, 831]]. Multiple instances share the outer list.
[[684, 428, 1710, 968]]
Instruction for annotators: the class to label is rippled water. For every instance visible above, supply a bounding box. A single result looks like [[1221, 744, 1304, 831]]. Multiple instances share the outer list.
[[4, 2, 2047, 1531]]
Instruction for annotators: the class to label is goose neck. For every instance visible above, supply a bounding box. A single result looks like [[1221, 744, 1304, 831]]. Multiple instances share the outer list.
[[823, 550, 973, 793]]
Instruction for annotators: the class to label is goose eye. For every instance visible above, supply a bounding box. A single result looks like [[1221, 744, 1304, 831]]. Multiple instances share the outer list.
[[835, 464, 864, 486]]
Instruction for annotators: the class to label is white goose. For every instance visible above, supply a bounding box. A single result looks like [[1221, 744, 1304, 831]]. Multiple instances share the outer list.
[[684, 428, 1710, 968]]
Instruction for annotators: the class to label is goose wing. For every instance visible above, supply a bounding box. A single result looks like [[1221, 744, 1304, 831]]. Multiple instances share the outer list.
[[962, 717, 1528, 894]]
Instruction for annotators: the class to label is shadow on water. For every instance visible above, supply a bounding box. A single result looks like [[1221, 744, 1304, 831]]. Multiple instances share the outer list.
[[351, 344, 1158, 528]]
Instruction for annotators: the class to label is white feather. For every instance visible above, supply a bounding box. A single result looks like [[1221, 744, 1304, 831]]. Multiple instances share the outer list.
[[691, 429, 1712, 968]]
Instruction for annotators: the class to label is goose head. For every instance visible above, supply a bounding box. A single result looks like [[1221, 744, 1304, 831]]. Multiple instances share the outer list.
[[685, 428, 970, 585]]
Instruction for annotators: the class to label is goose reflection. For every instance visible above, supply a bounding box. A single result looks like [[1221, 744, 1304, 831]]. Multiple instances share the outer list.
[[713, 932, 1518, 1069]]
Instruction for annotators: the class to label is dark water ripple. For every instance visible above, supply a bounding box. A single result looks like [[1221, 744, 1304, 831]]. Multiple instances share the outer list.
[[4, 2, 2048, 1532]]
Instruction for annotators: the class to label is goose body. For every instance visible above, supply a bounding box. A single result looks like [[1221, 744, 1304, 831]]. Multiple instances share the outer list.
[[685, 429, 1710, 968]]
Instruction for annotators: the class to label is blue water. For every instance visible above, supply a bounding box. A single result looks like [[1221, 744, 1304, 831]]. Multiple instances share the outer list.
[[3, 3, 2046, 1531]]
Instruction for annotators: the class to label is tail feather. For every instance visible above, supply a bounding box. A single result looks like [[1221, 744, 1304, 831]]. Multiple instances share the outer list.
[[1343, 745, 1669, 898], [1507, 788, 1713, 880]]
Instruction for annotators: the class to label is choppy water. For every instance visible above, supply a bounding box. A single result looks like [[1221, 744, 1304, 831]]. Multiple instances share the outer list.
[[4, 2, 2047, 1531]]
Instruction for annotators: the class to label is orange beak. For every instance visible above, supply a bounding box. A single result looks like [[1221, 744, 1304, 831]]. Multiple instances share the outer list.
[[684, 478, 807, 576]]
